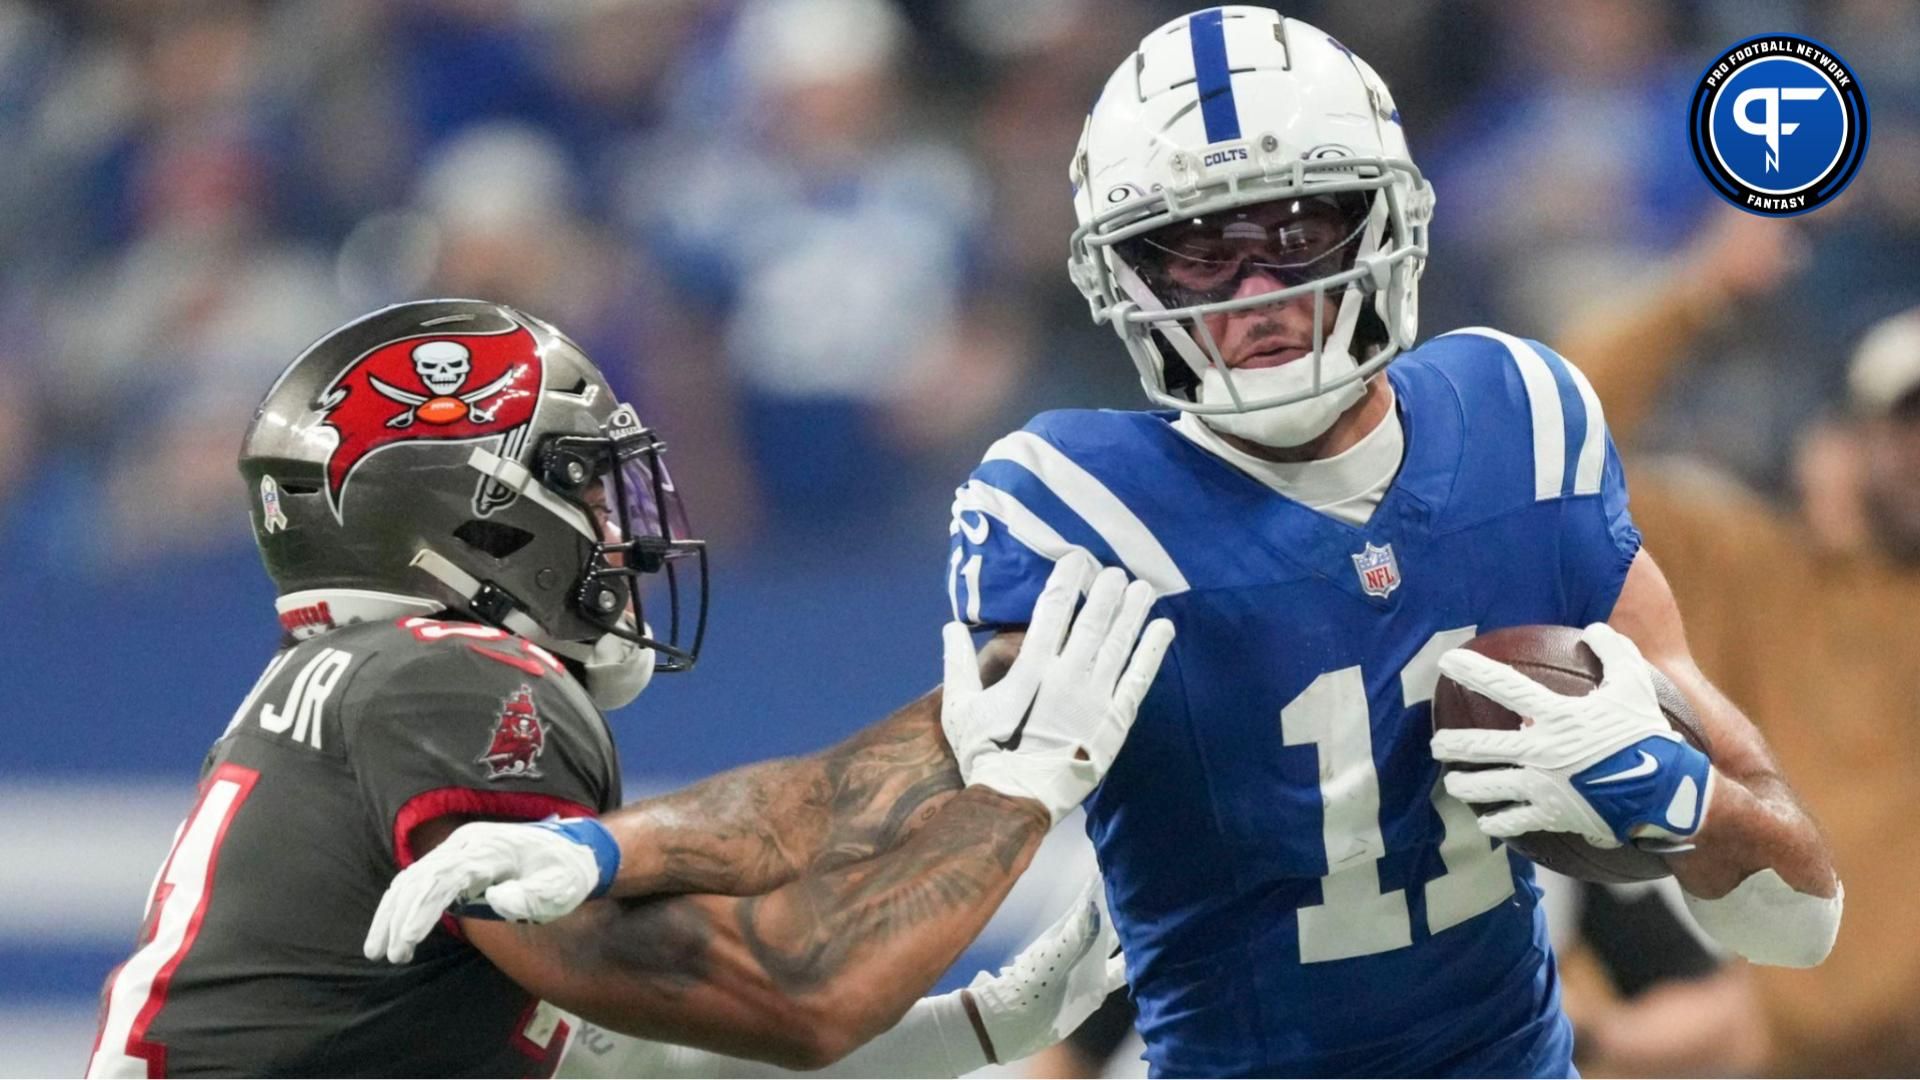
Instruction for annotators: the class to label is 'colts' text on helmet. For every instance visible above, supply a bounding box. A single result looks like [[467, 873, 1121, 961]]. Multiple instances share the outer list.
[[1069, 7, 1434, 448]]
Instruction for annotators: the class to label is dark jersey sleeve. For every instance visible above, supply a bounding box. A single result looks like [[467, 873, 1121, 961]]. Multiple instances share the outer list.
[[340, 620, 621, 868], [947, 459, 1068, 630]]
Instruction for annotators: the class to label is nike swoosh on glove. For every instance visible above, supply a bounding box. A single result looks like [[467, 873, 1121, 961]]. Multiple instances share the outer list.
[[1430, 622, 1714, 849], [941, 554, 1175, 825], [364, 816, 618, 964]]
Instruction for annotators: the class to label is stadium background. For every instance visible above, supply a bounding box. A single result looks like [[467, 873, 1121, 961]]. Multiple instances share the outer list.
[[2, 0, 1915, 1075]]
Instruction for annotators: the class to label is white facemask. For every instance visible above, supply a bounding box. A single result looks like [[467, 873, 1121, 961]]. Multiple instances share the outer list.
[[580, 631, 657, 710], [1194, 351, 1367, 448]]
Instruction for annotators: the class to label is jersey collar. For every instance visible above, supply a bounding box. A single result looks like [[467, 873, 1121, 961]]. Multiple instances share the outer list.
[[1170, 385, 1405, 523], [274, 589, 443, 640]]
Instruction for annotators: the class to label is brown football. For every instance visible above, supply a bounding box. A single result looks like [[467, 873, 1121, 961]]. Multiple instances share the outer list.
[[1432, 625, 1712, 884]]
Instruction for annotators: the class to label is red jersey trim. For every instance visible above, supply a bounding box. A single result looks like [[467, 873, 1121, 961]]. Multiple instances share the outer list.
[[390, 788, 597, 869], [389, 788, 598, 943], [510, 999, 574, 1077], [89, 763, 261, 1079]]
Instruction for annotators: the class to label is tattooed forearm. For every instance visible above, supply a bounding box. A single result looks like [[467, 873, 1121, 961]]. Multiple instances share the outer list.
[[497, 785, 1044, 1070], [608, 689, 964, 897], [809, 710, 964, 873], [734, 786, 1045, 993], [529, 892, 716, 999]]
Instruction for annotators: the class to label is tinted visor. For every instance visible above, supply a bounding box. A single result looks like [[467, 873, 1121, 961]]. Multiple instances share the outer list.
[[611, 453, 691, 550], [1117, 193, 1369, 309]]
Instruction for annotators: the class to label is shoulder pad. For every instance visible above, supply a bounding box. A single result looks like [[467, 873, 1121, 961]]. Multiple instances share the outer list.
[[1401, 328, 1612, 521], [960, 411, 1191, 599]]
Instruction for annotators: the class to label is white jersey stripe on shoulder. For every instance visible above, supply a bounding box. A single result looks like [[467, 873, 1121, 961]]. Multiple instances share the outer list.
[[954, 480, 1077, 562], [981, 432, 1191, 595], [1563, 359, 1608, 495], [1444, 328, 1565, 501]]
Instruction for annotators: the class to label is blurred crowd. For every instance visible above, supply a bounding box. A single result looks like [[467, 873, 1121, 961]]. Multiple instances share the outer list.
[[6, 0, 1920, 1076], [2, 0, 1916, 574]]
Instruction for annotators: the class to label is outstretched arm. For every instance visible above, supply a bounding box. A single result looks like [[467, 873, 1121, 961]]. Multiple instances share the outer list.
[[369, 558, 1172, 1067], [461, 786, 1046, 1070], [597, 630, 1030, 899], [607, 690, 962, 899], [555, 874, 1123, 1079]]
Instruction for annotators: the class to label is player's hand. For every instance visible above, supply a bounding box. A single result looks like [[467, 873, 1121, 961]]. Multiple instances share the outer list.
[[363, 817, 619, 964], [964, 876, 1127, 1064], [1430, 623, 1714, 849], [940, 550, 1095, 785], [941, 554, 1174, 824]]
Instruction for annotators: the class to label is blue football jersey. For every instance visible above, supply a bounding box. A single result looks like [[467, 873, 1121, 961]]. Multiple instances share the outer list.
[[945, 329, 1640, 1078]]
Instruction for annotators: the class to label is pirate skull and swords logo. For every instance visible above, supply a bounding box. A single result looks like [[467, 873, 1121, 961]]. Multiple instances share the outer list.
[[315, 323, 545, 522], [368, 340, 524, 428]]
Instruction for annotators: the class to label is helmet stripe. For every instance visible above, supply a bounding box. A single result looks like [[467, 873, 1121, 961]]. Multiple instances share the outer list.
[[1189, 8, 1241, 143]]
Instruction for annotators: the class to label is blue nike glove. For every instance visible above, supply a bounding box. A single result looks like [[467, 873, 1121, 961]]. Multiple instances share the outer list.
[[1430, 623, 1714, 849]]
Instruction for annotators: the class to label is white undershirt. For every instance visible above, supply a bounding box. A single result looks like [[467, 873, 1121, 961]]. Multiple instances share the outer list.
[[1172, 388, 1405, 526]]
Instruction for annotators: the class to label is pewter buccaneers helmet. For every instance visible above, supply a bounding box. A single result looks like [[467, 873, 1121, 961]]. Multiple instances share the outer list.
[[1068, 7, 1434, 419], [240, 300, 707, 703]]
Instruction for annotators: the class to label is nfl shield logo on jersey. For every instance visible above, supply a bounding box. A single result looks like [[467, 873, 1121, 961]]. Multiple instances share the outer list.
[[1351, 541, 1402, 599]]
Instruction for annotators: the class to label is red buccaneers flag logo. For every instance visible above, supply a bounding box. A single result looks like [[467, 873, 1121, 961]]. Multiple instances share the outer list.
[[477, 684, 546, 780], [316, 324, 544, 522]]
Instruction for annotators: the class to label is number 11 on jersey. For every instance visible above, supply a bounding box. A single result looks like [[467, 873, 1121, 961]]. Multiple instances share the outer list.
[[1282, 627, 1514, 963]]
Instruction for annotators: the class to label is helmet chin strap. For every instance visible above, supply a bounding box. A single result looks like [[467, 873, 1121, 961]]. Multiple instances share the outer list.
[[579, 632, 656, 710], [1195, 267, 1371, 448], [408, 547, 656, 710]]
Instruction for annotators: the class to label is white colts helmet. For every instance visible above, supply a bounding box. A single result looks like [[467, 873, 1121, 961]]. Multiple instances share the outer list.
[[1068, 7, 1434, 447]]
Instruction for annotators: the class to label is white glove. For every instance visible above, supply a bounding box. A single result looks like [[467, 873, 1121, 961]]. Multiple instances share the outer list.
[[966, 876, 1127, 1064], [942, 554, 1175, 824], [1431, 623, 1714, 849], [940, 550, 1096, 785], [363, 817, 616, 964]]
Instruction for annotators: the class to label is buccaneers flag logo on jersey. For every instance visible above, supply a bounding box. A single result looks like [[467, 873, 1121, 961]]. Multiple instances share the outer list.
[[477, 684, 546, 781], [316, 324, 544, 522]]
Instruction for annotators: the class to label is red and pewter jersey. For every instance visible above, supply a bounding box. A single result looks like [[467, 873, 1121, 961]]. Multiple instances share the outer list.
[[86, 616, 622, 1079]]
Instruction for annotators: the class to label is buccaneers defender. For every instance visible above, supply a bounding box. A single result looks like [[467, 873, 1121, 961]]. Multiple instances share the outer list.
[[87, 299, 1172, 1077]]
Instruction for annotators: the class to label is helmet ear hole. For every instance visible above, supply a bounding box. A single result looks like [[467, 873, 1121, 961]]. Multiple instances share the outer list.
[[453, 520, 536, 558]]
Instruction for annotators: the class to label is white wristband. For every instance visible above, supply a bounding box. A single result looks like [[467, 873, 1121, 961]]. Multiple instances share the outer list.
[[822, 988, 993, 1077], [1682, 868, 1843, 968]]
